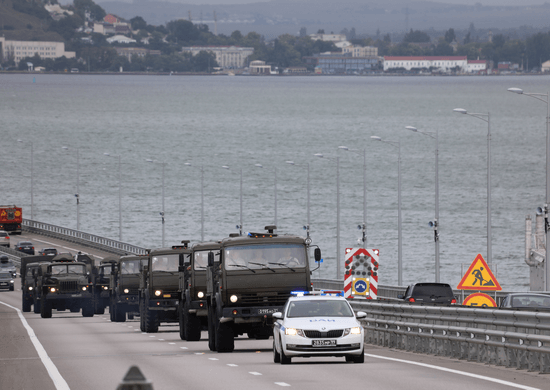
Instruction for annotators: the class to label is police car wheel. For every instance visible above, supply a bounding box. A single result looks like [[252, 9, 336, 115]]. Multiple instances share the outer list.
[[273, 341, 281, 363]]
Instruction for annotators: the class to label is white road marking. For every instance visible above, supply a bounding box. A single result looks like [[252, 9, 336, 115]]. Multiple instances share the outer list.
[[227, 364, 238, 367], [134, 329, 139, 331], [365, 353, 541, 390], [275, 383, 291, 387], [158, 339, 165, 341], [195, 353, 204, 355], [180, 347, 188, 350], [149, 336, 155, 338], [249, 372, 262, 376], [169, 343, 176, 345], [208, 358, 219, 361], [0, 301, 70, 390]]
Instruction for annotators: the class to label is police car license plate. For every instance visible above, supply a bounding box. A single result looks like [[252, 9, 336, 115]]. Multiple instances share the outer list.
[[0, 282, 7, 286], [258, 308, 278, 314], [312, 340, 337, 347]]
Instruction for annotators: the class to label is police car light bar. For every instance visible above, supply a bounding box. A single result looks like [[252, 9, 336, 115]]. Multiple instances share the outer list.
[[290, 290, 344, 297]]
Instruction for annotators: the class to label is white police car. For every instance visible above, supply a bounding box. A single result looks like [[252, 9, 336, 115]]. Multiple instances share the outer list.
[[272, 291, 366, 364]]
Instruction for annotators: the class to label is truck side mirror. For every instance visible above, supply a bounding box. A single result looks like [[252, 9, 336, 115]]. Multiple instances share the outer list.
[[207, 252, 214, 267], [314, 248, 321, 262]]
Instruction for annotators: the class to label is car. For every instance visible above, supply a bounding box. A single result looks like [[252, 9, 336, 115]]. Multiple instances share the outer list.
[[272, 291, 366, 364], [40, 248, 58, 257], [15, 241, 35, 255], [0, 231, 10, 247], [500, 293, 550, 310], [0, 255, 17, 278], [398, 282, 457, 305], [0, 271, 15, 291]]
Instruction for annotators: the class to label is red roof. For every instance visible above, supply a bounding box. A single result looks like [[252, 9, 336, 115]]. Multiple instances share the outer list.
[[384, 56, 467, 61]]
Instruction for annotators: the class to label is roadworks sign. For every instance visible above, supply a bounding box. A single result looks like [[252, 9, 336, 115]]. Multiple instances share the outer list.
[[462, 292, 498, 307], [457, 254, 501, 291], [352, 278, 369, 296]]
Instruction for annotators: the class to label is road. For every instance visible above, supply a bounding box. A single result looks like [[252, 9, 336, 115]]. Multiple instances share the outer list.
[[0, 233, 547, 390]]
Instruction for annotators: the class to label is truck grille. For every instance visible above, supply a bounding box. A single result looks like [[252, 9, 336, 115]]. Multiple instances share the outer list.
[[304, 330, 344, 338], [59, 281, 78, 293], [239, 292, 290, 306]]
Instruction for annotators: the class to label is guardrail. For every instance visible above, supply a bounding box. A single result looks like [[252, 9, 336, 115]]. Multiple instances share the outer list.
[[22, 219, 147, 256], [349, 300, 550, 374]]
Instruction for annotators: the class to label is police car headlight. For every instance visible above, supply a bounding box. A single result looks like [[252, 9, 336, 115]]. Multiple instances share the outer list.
[[50, 287, 56, 293], [230, 295, 238, 303], [285, 328, 305, 337], [10, 280, 14, 284], [124, 289, 130, 294], [155, 290, 162, 297], [344, 327, 362, 336], [82, 286, 87, 291], [197, 291, 204, 299]]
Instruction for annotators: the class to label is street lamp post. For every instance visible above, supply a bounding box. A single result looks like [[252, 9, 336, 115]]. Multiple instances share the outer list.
[[104, 153, 122, 241], [314, 153, 341, 280], [62, 146, 81, 231], [454, 108, 492, 267], [285, 161, 311, 241], [405, 126, 440, 282], [371, 136, 402, 286], [255, 164, 277, 226], [184, 163, 205, 242], [17, 140, 34, 220], [508, 88, 550, 290], [339, 146, 367, 247], [146, 159, 166, 247], [222, 166, 243, 235]]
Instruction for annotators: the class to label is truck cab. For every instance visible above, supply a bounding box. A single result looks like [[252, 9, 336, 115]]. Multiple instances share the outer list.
[[95, 257, 118, 315], [110, 255, 147, 322], [20, 255, 53, 312]]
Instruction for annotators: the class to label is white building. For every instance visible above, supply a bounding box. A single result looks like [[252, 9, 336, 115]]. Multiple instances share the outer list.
[[465, 60, 487, 73], [343, 45, 378, 57], [181, 46, 254, 69], [0, 37, 75, 65], [106, 35, 137, 44], [383, 56, 468, 72], [309, 34, 346, 42]]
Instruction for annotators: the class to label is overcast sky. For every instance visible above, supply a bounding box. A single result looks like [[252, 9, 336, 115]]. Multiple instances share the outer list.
[[92, 0, 550, 5]]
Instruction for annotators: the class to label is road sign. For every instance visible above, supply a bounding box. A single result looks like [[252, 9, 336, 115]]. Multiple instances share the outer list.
[[463, 292, 497, 307], [457, 254, 501, 291], [352, 278, 369, 296]]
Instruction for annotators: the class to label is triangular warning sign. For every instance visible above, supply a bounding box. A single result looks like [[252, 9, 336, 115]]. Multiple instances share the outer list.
[[457, 254, 502, 291]]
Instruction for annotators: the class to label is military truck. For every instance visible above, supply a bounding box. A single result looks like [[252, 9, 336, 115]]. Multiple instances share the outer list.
[[206, 225, 321, 352], [179, 241, 220, 341], [37, 254, 95, 318], [20, 255, 53, 312], [139, 243, 192, 332], [95, 257, 118, 315], [110, 255, 148, 322]]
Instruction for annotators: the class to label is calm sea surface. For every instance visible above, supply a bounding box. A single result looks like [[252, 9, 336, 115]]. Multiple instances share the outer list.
[[2, 73, 549, 290]]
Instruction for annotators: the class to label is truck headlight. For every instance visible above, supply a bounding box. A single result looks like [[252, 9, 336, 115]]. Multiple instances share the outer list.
[[230, 295, 238, 303], [124, 289, 129, 294], [103, 286, 109, 290], [28, 286, 33, 291], [82, 286, 87, 291], [155, 290, 162, 296], [50, 287, 56, 293], [197, 291, 204, 299]]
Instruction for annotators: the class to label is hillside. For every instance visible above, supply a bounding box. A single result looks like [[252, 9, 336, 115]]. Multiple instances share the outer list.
[[0, 0, 64, 41]]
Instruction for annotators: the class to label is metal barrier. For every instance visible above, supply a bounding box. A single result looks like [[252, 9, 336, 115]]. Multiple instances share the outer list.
[[22, 219, 147, 256], [349, 300, 550, 374]]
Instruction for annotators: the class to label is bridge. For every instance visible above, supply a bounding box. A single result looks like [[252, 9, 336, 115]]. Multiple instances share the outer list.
[[0, 220, 547, 390]]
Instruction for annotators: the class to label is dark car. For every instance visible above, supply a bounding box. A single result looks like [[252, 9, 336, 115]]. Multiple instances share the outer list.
[[40, 248, 58, 257], [500, 293, 550, 310], [0, 271, 15, 291], [398, 282, 457, 305], [16, 241, 35, 255]]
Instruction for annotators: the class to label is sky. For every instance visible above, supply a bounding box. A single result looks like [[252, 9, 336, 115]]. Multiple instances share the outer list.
[[92, 0, 550, 5]]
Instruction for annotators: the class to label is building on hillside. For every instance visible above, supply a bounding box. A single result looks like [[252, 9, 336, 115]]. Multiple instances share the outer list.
[[181, 46, 254, 68], [107, 35, 137, 44], [249, 60, 272, 74], [466, 59, 487, 73], [542, 60, 550, 72], [283, 67, 308, 74], [303, 53, 381, 74], [0, 37, 75, 65], [383, 56, 468, 72], [94, 23, 116, 35], [309, 34, 346, 42], [342, 45, 378, 57], [104, 14, 122, 24], [334, 41, 352, 50], [115, 47, 160, 61], [44, 4, 73, 20]]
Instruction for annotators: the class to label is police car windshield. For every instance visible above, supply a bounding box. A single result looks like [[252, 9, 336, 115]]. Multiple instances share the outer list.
[[287, 299, 354, 318], [51, 264, 86, 275], [151, 255, 179, 272], [224, 244, 306, 270]]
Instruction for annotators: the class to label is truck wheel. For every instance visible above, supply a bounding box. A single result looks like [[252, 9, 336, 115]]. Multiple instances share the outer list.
[[40, 299, 52, 318], [33, 296, 41, 314], [22, 296, 31, 312], [184, 312, 202, 341], [114, 304, 126, 322], [139, 300, 146, 332], [127, 313, 134, 320], [82, 300, 94, 317], [179, 308, 187, 340], [94, 295, 105, 315], [216, 321, 234, 352], [207, 304, 216, 351], [143, 305, 159, 332]]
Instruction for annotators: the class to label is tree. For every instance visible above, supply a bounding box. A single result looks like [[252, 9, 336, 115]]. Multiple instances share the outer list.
[[493, 34, 506, 49], [433, 41, 454, 56], [299, 27, 307, 37], [131, 16, 148, 31], [166, 20, 200, 44], [317, 29, 325, 34], [444, 28, 456, 44], [230, 30, 243, 43], [463, 32, 471, 45], [190, 50, 218, 72], [403, 29, 430, 43]]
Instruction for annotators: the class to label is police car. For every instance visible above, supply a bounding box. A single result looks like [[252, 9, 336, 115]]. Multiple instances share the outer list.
[[272, 291, 366, 364]]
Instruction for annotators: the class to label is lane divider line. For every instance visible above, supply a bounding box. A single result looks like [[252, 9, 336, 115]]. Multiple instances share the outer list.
[[275, 383, 291, 387], [249, 372, 262, 376], [364, 353, 541, 390], [0, 301, 70, 390]]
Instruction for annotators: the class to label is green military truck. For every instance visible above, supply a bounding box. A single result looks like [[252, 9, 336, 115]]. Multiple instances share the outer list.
[[37, 254, 96, 318], [206, 226, 321, 352], [110, 255, 148, 322], [139, 243, 192, 332], [179, 241, 220, 341], [95, 257, 118, 315], [21, 255, 53, 313]]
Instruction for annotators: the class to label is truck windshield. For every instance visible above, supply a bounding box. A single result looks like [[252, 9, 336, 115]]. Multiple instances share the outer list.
[[194, 251, 210, 270], [151, 254, 179, 272], [224, 244, 306, 270], [51, 264, 86, 275], [120, 260, 145, 274]]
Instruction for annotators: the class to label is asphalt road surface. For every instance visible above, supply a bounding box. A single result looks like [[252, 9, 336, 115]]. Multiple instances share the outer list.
[[0, 234, 547, 390]]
